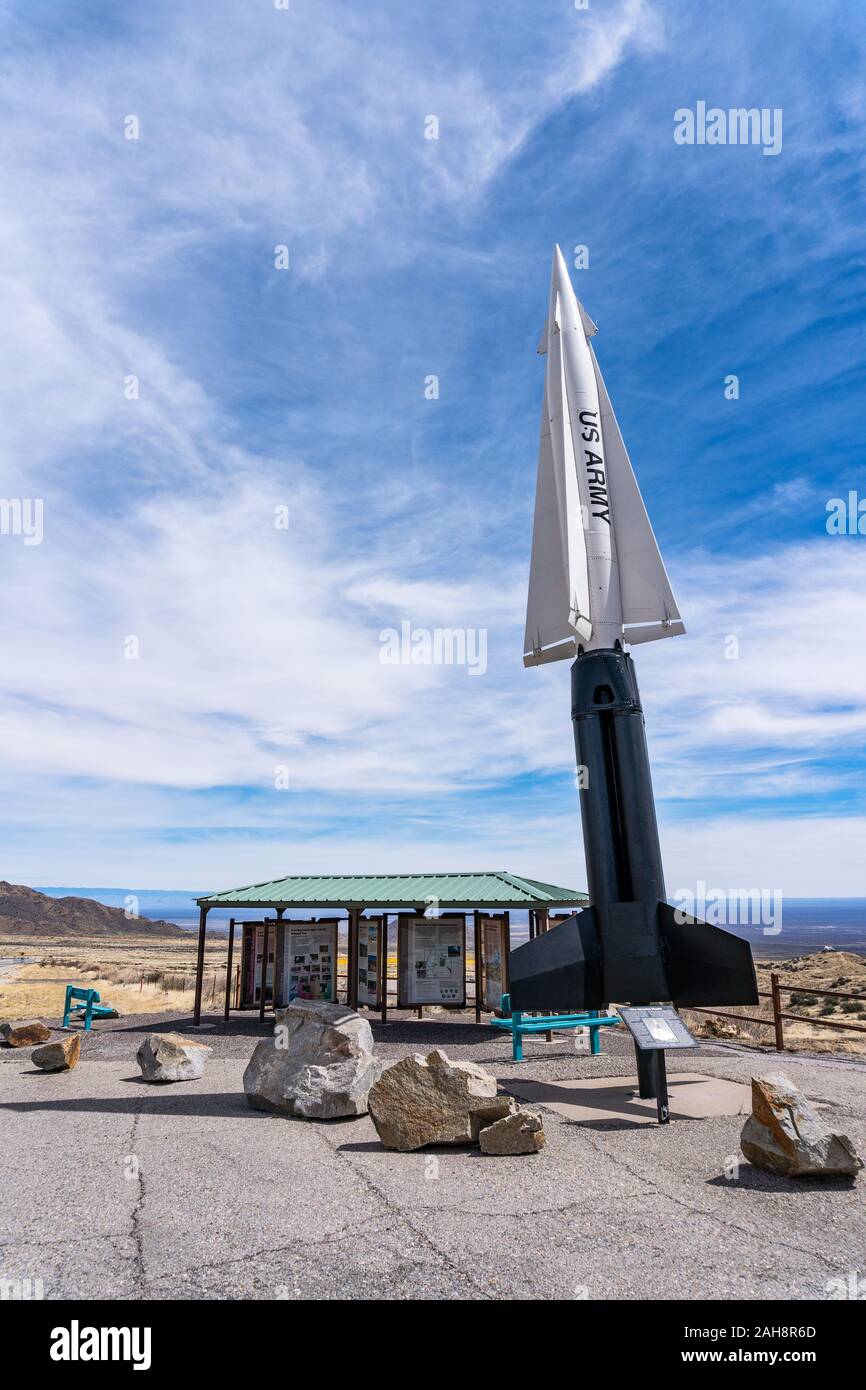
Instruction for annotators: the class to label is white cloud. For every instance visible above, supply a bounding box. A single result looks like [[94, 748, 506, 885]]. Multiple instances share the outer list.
[[2, 1, 865, 896]]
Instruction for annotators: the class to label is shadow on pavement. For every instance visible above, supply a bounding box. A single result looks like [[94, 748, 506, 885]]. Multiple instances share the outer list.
[[0, 1091, 260, 1119], [705, 1168, 858, 1193]]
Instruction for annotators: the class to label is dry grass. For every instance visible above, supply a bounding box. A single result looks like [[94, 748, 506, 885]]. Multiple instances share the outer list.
[[0, 934, 232, 1022], [682, 951, 866, 1056], [0, 933, 365, 1021]]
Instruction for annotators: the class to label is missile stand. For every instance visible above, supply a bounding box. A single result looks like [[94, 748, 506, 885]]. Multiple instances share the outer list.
[[571, 645, 672, 1102], [508, 644, 757, 1121]]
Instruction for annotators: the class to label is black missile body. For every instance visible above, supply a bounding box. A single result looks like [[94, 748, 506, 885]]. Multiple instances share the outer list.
[[509, 648, 758, 1013]]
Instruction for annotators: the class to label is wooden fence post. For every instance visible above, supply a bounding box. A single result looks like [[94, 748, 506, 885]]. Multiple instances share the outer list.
[[771, 972, 784, 1052]]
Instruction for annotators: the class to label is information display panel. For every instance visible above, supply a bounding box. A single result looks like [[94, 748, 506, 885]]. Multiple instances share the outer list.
[[481, 916, 509, 1011], [397, 914, 466, 1008], [242, 922, 277, 1008], [356, 916, 382, 1009], [616, 1005, 696, 1050], [278, 920, 338, 1004]]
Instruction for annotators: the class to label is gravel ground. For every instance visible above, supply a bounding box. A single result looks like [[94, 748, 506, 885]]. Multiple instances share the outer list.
[[1, 1008, 864, 1301]]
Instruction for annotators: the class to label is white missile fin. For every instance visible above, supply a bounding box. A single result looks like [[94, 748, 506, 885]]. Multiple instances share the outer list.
[[553, 334, 593, 643], [577, 301, 598, 338], [524, 382, 585, 666], [626, 619, 686, 645], [589, 342, 684, 639]]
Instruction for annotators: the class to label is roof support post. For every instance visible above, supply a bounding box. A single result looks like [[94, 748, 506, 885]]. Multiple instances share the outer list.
[[474, 910, 482, 1024], [273, 908, 286, 1007], [224, 917, 235, 1021], [380, 914, 388, 1023], [259, 918, 270, 1025], [193, 906, 209, 1026], [347, 907, 360, 1009]]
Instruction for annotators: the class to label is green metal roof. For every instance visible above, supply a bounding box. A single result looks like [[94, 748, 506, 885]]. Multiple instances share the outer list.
[[196, 871, 587, 911]]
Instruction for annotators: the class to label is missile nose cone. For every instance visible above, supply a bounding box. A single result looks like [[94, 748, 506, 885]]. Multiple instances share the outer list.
[[548, 245, 598, 340], [551, 244, 572, 297], [548, 245, 580, 333]]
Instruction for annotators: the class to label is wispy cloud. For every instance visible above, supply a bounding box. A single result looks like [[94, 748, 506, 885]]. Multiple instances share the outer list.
[[1, 0, 865, 892]]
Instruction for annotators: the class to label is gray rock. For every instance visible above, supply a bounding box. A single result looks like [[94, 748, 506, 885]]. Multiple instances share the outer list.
[[136, 1032, 212, 1083], [243, 998, 382, 1119], [32, 1034, 81, 1071], [741, 1073, 863, 1179], [0, 1019, 51, 1047], [368, 1047, 516, 1151], [479, 1107, 545, 1155]]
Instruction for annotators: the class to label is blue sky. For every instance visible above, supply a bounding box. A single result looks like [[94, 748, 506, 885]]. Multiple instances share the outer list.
[[1, 0, 865, 895]]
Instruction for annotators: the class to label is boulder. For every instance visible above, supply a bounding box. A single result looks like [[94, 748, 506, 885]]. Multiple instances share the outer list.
[[741, 1073, 863, 1179], [136, 1033, 212, 1083], [32, 1034, 81, 1072], [0, 1019, 51, 1048], [368, 1048, 516, 1151], [479, 1107, 545, 1156], [243, 998, 383, 1119]]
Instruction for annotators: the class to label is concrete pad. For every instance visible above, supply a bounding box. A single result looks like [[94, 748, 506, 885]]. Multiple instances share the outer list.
[[506, 1071, 752, 1126]]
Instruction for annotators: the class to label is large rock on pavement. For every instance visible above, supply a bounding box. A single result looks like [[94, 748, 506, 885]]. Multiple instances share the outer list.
[[741, 1073, 863, 1179], [243, 999, 383, 1119], [136, 1032, 212, 1082], [32, 1033, 81, 1071], [479, 1107, 545, 1155], [369, 1048, 516, 1151], [0, 1019, 51, 1047]]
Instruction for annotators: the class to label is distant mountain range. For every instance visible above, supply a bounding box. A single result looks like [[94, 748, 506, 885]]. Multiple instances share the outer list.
[[0, 882, 186, 938]]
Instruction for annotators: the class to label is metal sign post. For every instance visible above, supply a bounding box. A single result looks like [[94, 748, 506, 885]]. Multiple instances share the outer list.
[[654, 1048, 669, 1124], [616, 1006, 696, 1125]]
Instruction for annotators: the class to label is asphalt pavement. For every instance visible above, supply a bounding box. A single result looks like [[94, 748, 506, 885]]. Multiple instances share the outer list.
[[1, 1009, 864, 1300]]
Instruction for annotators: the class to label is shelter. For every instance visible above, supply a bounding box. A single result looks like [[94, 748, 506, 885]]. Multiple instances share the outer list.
[[192, 872, 587, 1026]]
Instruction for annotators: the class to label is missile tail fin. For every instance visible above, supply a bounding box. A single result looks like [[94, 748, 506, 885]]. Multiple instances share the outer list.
[[508, 902, 758, 1013], [657, 903, 759, 1007], [509, 908, 604, 1012]]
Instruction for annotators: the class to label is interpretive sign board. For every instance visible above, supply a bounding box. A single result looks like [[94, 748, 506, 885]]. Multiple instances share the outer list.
[[278, 920, 338, 1004], [357, 916, 382, 1009], [241, 922, 277, 1008], [397, 914, 466, 1008], [482, 916, 509, 1011], [616, 1005, 696, 1050]]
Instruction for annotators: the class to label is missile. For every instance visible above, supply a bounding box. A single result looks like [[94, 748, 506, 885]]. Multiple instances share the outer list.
[[511, 247, 757, 1041]]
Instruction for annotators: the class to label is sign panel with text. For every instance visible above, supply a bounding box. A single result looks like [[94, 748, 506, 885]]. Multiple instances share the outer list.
[[398, 915, 466, 1008]]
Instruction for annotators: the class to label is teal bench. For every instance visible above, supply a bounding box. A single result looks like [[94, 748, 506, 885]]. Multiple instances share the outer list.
[[63, 985, 117, 1031], [490, 992, 621, 1062]]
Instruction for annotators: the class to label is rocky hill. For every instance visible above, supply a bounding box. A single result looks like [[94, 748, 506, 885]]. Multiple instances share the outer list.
[[0, 882, 187, 938]]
